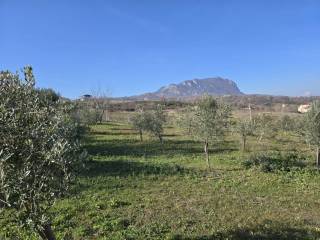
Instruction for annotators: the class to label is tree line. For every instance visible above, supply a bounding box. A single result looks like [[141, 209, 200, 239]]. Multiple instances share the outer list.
[[131, 95, 320, 170]]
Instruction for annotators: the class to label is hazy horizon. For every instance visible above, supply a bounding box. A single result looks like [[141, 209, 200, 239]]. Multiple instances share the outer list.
[[1, 0, 320, 98]]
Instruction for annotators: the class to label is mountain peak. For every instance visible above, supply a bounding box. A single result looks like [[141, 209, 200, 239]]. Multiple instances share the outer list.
[[155, 77, 243, 98], [126, 77, 243, 100]]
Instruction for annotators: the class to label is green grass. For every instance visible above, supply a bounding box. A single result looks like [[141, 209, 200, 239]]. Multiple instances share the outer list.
[[1, 122, 320, 239]]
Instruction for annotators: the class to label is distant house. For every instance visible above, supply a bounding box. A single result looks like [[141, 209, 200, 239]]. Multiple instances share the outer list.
[[298, 104, 311, 113], [79, 94, 92, 101]]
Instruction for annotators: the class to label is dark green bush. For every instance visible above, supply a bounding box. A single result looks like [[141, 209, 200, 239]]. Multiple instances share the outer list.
[[243, 151, 306, 172]]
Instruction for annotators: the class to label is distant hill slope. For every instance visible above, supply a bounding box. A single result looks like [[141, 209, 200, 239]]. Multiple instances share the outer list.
[[125, 77, 243, 100]]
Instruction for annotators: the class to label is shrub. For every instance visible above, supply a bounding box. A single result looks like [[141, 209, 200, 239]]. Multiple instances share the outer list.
[[243, 151, 306, 172]]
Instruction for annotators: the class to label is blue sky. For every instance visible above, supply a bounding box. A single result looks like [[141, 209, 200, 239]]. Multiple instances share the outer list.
[[1, 0, 320, 98]]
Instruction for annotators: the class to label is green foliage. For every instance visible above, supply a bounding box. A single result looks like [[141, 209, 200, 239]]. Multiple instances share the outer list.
[[278, 115, 296, 132], [253, 113, 278, 142], [176, 105, 196, 135], [73, 91, 110, 125], [147, 104, 166, 143], [235, 119, 254, 151], [186, 95, 231, 168], [130, 104, 167, 143], [193, 95, 231, 142], [243, 151, 306, 172], [303, 101, 320, 167], [36, 88, 61, 103], [73, 101, 97, 125], [0, 67, 86, 238], [130, 105, 146, 141], [74, 99, 108, 125], [90, 95, 110, 124], [304, 101, 320, 147]]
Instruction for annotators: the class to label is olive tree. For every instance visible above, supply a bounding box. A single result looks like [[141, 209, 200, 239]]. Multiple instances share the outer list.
[[304, 101, 320, 168], [192, 96, 231, 169], [253, 114, 277, 142], [91, 90, 110, 124], [130, 104, 166, 143], [235, 119, 254, 152], [148, 104, 166, 143], [131, 105, 146, 141], [176, 105, 196, 136], [0, 67, 85, 240], [278, 115, 296, 132]]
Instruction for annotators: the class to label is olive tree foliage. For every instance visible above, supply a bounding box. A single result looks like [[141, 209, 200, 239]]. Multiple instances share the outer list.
[[91, 90, 111, 124], [304, 101, 320, 168], [130, 104, 166, 143], [190, 95, 231, 169], [148, 104, 166, 143], [73, 100, 99, 125], [176, 105, 197, 136], [278, 115, 296, 132], [73, 90, 110, 125], [36, 88, 61, 103], [0, 67, 86, 240], [130, 105, 146, 141]]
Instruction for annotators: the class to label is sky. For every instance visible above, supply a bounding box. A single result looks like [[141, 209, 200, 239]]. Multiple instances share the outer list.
[[1, 0, 320, 98]]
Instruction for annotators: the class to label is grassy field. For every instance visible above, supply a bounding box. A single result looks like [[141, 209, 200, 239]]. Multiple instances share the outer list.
[[1, 120, 320, 239]]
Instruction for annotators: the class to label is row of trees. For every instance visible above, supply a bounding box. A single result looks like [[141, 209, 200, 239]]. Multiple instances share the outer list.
[[131, 95, 232, 169], [0, 67, 86, 240], [176, 95, 320, 169], [235, 108, 320, 165]]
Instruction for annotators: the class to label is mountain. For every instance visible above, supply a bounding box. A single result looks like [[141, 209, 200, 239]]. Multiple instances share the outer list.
[[126, 77, 243, 100]]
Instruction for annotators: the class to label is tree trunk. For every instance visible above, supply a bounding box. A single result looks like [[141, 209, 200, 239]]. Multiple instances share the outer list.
[[159, 135, 163, 144], [204, 140, 211, 169], [316, 146, 320, 169], [242, 136, 246, 152], [139, 130, 143, 142], [37, 224, 56, 240]]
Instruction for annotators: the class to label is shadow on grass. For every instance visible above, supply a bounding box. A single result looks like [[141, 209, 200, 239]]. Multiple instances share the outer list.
[[85, 138, 238, 158], [172, 223, 320, 240], [85, 139, 205, 157], [91, 130, 137, 136], [80, 159, 196, 178]]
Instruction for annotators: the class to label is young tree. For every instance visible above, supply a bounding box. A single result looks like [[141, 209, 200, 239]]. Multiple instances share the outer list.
[[130, 104, 166, 143], [176, 105, 196, 136], [131, 105, 146, 141], [304, 101, 320, 168], [146, 104, 166, 143], [0, 67, 85, 240], [192, 95, 231, 169], [253, 114, 277, 142], [235, 119, 254, 152], [91, 89, 111, 124], [277, 115, 297, 135]]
